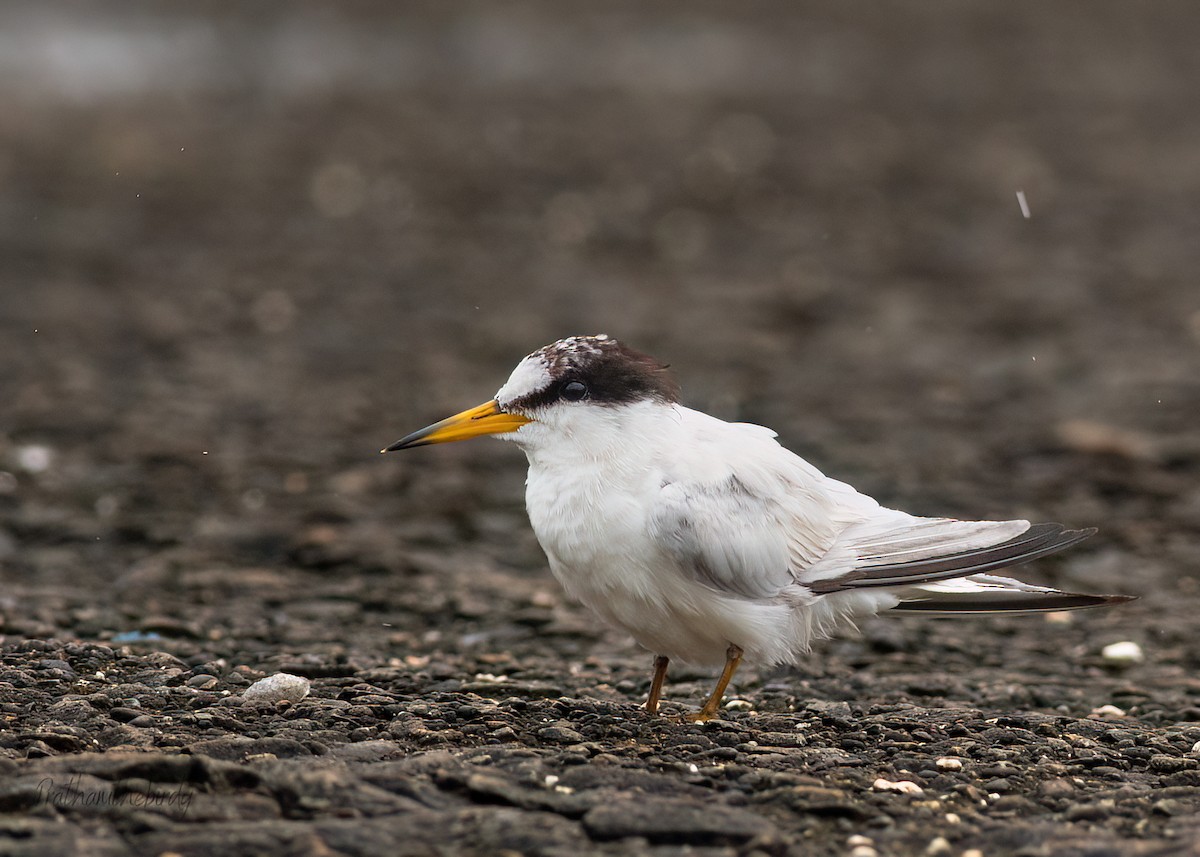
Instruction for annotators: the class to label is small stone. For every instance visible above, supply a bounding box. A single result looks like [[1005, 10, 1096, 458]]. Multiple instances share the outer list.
[[926, 836, 952, 856], [1039, 778, 1076, 798], [872, 778, 924, 796], [242, 673, 311, 704], [935, 757, 963, 771], [1149, 754, 1198, 773], [1190, 741, 1200, 756], [1154, 798, 1184, 816], [1055, 419, 1158, 460], [1066, 802, 1114, 822], [537, 725, 585, 745], [1090, 704, 1127, 719], [724, 698, 754, 711], [846, 835, 874, 847], [16, 445, 53, 473], [1101, 641, 1144, 665]]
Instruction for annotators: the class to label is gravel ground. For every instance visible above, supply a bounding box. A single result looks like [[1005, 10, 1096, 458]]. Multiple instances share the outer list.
[[2, 2, 1200, 855]]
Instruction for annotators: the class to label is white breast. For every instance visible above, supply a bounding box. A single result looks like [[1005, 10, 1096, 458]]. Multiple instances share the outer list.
[[517, 402, 860, 666]]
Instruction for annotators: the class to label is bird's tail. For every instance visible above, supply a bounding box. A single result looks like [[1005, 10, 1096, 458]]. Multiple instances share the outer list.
[[891, 573, 1135, 614]]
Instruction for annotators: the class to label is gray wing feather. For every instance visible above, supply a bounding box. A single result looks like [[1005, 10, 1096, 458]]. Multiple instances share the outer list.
[[892, 573, 1133, 613], [809, 523, 1095, 594], [652, 477, 797, 600], [649, 411, 1097, 603]]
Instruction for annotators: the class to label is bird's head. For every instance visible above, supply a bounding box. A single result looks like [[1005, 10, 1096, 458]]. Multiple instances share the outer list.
[[383, 335, 679, 454]]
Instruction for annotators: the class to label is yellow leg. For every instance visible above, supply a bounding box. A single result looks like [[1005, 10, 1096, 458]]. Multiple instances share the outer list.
[[686, 644, 744, 722], [645, 655, 669, 714]]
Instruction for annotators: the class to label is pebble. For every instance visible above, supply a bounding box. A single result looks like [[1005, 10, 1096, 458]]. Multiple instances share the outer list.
[[1090, 704, 1127, 720], [935, 757, 963, 771], [872, 778, 924, 796], [926, 836, 952, 855], [1101, 641, 1144, 665], [241, 673, 311, 704], [537, 725, 586, 745], [16, 444, 53, 473]]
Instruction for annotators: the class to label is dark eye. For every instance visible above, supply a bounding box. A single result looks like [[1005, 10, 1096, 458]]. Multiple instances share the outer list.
[[560, 380, 588, 402]]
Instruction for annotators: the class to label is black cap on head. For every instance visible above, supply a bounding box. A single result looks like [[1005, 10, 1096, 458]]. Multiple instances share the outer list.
[[508, 335, 680, 411]]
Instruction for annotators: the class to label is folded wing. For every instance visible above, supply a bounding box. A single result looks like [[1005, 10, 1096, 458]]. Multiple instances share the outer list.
[[807, 521, 1095, 594], [651, 411, 1125, 611]]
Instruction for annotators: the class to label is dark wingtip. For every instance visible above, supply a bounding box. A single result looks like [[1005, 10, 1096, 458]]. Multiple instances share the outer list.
[[894, 591, 1137, 614], [813, 522, 1101, 595]]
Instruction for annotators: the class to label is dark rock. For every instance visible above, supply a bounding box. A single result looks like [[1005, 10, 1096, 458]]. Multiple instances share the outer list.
[[583, 796, 777, 844], [189, 738, 314, 762], [536, 725, 586, 745]]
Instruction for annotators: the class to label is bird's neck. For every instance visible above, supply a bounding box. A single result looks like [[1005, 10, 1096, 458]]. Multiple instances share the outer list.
[[520, 400, 679, 482]]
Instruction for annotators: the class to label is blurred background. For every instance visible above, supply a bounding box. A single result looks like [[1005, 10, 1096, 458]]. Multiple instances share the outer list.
[[1, 2, 1198, 675]]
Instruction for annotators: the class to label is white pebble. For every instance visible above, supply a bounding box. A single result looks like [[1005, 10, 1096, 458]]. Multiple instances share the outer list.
[[849, 847, 877, 857], [872, 778, 924, 796], [926, 836, 952, 856], [1090, 704, 1127, 720], [944, 813, 961, 824], [1189, 741, 1200, 756], [935, 757, 963, 771], [242, 673, 311, 704], [962, 850, 984, 857], [16, 445, 53, 473], [1102, 641, 1144, 665], [724, 698, 754, 711], [846, 835, 874, 847]]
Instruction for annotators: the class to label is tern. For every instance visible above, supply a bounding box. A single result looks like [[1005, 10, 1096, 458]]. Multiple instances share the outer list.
[[385, 335, 1131, 721]]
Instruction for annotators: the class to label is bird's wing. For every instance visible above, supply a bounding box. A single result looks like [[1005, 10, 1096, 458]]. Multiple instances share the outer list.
[[649, 412, 873, 600], [650, 408, 1094, 601], [803, 520, 1095, 594], [890, 573, 1133, 613], [651, 472, 806, 600]]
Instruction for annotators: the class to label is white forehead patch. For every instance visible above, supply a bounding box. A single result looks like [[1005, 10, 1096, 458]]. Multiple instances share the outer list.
[[495, 353, 552, 405]]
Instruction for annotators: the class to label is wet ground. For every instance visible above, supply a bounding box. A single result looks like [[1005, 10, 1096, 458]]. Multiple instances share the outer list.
[[2, 2, 1200, 854]]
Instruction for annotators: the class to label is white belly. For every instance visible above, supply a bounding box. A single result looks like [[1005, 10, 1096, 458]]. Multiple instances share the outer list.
[[524, 464, 808, 666]]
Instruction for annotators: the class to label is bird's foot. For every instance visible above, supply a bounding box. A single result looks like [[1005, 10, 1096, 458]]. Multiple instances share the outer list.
[[683, 705, 721, 723]]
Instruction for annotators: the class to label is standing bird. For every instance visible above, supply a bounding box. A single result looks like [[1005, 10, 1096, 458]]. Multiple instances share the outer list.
[[384, 335, 1130, 721]]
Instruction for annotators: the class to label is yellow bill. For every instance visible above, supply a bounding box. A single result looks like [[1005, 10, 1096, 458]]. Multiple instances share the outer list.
[[382, 400, 531, 452]]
